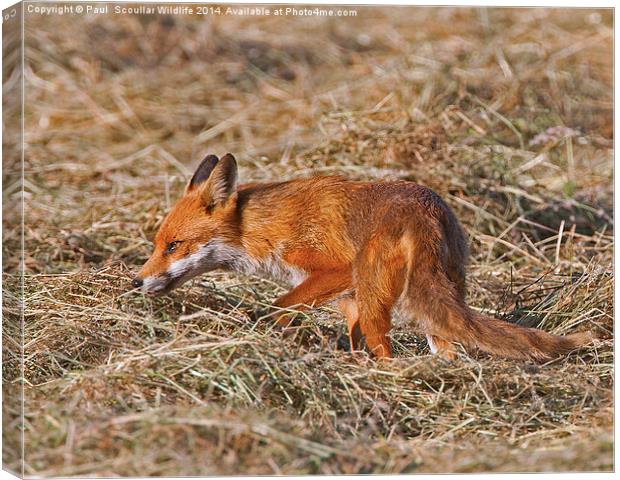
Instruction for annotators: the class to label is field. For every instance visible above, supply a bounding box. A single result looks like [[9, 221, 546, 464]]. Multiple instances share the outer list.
[[2, 5, 613, 476]]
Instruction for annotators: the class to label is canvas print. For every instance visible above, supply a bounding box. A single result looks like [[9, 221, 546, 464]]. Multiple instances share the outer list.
[[2, 1, 613, 476]]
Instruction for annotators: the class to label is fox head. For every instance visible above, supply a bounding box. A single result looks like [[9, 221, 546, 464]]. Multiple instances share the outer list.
[[133, 153, 242, 295]]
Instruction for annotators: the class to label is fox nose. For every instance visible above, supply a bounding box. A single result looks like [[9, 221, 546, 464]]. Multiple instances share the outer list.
[[132, 278, 143, 289]]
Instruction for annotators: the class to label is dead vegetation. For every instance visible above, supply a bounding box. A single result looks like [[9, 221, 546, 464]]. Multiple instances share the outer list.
[[2, 6, 613, 476]]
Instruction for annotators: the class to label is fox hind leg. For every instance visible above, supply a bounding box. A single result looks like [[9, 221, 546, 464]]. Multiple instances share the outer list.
[[354, 238, 407, 360], [426, 334, 457, 361], [355, 292, 396, 360]]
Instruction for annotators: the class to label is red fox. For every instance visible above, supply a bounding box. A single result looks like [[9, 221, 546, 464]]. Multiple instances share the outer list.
[[133, 153, 592, 361]]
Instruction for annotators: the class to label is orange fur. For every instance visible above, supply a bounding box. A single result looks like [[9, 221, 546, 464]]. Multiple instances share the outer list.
[[135, 153, 594, 361]]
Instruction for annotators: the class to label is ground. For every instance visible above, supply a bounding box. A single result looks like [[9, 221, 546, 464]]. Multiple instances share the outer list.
[[2, 6, 613, 476]]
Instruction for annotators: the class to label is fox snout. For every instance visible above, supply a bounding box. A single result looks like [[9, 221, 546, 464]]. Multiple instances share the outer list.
[[131, 272, 168, 296], [132, 254, 180, 295], [132, 241, 240, 295]]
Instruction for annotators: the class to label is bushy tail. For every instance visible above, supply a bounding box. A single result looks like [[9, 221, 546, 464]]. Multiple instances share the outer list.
[[413, 278, 595, 361], [452, 309, 593, 360], [405, 254, 593, 361], [403, 216, 594, 361]]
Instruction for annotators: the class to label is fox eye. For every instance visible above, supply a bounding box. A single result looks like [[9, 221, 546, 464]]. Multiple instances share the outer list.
[[165, 241, 182, 254]]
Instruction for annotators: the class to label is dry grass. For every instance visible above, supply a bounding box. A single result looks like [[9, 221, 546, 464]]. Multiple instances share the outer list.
[[2, 6, 613, 476]]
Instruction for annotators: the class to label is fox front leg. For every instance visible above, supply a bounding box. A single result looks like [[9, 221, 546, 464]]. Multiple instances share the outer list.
[[261, 270, 353, 329]]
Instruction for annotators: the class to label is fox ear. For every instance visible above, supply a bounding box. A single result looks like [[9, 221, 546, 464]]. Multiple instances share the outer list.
[[201, 153, 237, 210], [185, 154, 219, 194]]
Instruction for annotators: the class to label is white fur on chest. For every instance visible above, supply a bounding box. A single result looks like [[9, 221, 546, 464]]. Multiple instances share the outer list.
[[207, 238, 307, 287]]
